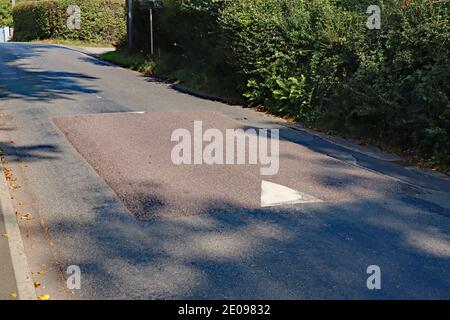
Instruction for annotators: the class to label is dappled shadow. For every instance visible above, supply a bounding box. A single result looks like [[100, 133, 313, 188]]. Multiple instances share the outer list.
[[0, 43, 99, 102], [27, 112, 450, 298], [233, 124, 445, 203], [237, 120, 450, 195], [7, 110, 447, 299], [26, 185, 450, 300], [78, 54, 168, 85], [0, 141, 61, 162], [275, 126, 450, 193]]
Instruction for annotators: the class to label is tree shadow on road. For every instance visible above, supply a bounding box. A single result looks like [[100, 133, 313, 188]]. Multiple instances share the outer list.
[[37, 117, 448, 299], [0, 44, 99, 102], [0, 141, 61, 162], [26, 187, 450, 300]]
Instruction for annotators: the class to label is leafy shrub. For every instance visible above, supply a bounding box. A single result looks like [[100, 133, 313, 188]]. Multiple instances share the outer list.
[[129, 0, 242, 99], [220, 0, 365, 121], [12, 0, 126, 45], [0, 0, 13, 27], [326, 0, 450, 168], [219, 0, 449, 168]]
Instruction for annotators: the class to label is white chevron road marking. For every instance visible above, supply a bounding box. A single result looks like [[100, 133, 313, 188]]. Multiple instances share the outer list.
[[261, 180, 323, 208]]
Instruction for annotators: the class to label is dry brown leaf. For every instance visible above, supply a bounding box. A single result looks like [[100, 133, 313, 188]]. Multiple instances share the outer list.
[[10, 181, 20, 189], [4, 168, 12, 180], [20, 213, 33, 221]]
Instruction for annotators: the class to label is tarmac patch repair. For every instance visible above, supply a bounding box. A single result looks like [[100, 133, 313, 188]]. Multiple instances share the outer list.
[[54, 111, 263, 219], [54, 110, 395, 219]]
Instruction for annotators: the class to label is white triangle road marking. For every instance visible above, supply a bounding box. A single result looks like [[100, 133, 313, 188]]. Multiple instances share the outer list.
[[261, 180, 323, 208]]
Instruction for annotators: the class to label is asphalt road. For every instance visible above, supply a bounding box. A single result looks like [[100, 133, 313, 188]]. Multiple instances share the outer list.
[[0, 42, 449, 299]]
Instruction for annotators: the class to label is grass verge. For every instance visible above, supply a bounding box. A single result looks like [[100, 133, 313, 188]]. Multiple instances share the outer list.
[[100, 50, 155, 75], [100, 50, 243, 104], [31, 39, 114, 48]]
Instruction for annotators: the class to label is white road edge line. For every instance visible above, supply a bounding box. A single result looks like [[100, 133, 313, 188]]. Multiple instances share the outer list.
[[261, 180, 323, 208], [0, 162, 36, 300]]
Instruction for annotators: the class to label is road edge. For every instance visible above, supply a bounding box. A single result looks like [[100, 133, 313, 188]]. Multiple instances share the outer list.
[[0, 162, 36, 300]]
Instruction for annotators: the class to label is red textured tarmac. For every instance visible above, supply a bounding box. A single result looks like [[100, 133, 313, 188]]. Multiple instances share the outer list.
[[54, 111, 399, 219]]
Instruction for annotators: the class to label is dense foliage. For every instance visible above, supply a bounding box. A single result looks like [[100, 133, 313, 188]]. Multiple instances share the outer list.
[[0, 0, 13, 27], [12, 0, 126, 44], [129, 0, 449, 169], [127, 0, 240, 98]]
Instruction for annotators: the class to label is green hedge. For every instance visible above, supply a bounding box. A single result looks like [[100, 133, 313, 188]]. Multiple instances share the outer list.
[[12, 0, 126, 45], [126, 0, 241, 98], [222, 0, 449, 168]]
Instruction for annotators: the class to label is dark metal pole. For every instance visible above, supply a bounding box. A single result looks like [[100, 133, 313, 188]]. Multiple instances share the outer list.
[[149, 8, 154, 56], [127, 0, 132, 52]]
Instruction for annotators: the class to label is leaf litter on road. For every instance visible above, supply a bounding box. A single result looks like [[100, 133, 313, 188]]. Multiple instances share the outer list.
[[19, 213, 33, 221]]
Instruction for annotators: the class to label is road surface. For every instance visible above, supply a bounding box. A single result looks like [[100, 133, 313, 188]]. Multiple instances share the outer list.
[[0, 42, 449, 299]]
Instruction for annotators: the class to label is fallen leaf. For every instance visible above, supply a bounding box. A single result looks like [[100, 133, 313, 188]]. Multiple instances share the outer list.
[[1, 233, 8, 238], [3, 167, 13, 180], [10, 181, 20, 189], [10, 292, 17, 299], [37, 294, 50, 300], [34, 281, 41, 288], [20, 213, 33, 221]]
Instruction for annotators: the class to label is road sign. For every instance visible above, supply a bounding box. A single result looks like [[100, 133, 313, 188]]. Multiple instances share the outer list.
[[138, 0, 163, 10], [137, 0, 163, 56]]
